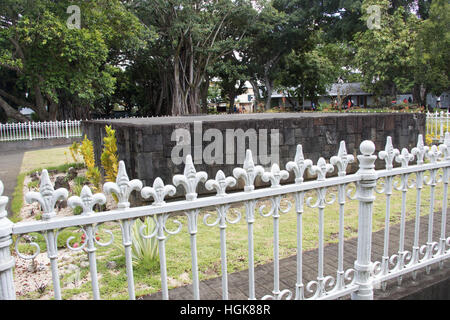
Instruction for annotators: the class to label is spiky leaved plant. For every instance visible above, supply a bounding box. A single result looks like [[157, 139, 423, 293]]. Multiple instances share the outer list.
[[131, 217, 159, 270]]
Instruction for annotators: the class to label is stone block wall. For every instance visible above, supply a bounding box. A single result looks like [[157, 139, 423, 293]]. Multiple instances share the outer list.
[[83, 112, 425, 200]]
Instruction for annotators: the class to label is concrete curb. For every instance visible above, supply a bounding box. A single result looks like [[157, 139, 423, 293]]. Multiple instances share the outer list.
[[0, 137, 81, 152]]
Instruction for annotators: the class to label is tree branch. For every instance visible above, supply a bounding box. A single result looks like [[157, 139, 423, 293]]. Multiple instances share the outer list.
[[0, 95, 30, 122], [0, 89, 35, 109], [9, 37, 25, 60]]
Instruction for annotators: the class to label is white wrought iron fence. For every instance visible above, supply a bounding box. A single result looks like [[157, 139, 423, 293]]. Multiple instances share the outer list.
[[426, 111, 450, 139], [0, 134, 449, 300], [0, 120, 82, 142]]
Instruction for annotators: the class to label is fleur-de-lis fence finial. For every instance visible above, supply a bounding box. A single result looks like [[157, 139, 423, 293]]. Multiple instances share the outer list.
[[205, 170, 236, 196], [233, 150, 264, 191], [330, 141, 355, 176], [412, 135, 429, 165], [395, 148, 414, 168], [308, 158, 334, 181], [379, 136, 400, 170], [0, 180, 8, 219], [141, 177, 176, 205], [262, 164, 289, 188], [173, 154, 208, 201], [286, 145, 313, 183], [25, 169, 69, 220], [68, 186, 106, 215], [426, 145, 441, 164], [103, 161, 143, 209]]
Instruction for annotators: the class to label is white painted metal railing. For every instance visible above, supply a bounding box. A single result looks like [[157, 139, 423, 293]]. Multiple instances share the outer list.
[[0, 120, 82, 142], [426, 111, 450, 139], [0, 134, 449, 300]]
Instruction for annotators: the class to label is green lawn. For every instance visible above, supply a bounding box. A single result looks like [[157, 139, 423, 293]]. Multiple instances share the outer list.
[[20, 146, 75, 174]]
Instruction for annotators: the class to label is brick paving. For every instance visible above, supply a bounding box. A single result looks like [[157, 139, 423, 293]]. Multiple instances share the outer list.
[[142, 211, 449, 300]]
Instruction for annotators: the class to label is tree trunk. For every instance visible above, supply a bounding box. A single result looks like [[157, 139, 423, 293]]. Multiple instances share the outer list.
[[412, 84, 428, 107], [172, 60, 182, 116], [48, 101, 58, 121], [249, 80, 261, 112], [201, 76, 209, 114], [302, 87, 305, 112], [228, 87, 237, 114], [155, 84, 164, 116], [389, 82, 397, 104], [58, 100, 91, 120], [33, 85, 50, 121], [264, 76, 273, 111], [188, 90, 197, 114]]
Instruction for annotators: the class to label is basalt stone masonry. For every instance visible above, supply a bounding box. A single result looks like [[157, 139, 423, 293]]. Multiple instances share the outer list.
[[83, 112, 425, 201]]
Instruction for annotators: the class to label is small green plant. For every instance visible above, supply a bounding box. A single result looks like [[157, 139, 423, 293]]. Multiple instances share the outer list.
[[27, 180, 39, 190], [57, 229, 83, 248], [313, 103, 323, 111], [15, 228, 80, 255], [131, 217, 159, 271], [73, 176, 88, 187], [70, 183, 84, 215]]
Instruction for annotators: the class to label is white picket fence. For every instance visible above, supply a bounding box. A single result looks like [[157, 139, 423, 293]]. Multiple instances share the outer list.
[[0, 134, 449, 300], [426, 111, 450, 139], [0, 120, 82, 142]]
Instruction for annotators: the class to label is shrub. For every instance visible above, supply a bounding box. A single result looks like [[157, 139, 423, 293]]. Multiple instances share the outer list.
[[68, 142, 82, 163], [101, 125, 119, 183], [426, 124, 448, 145], [319, 102, 330, 111], [79, 135, 102, 191], [57, 229, 82, 248]]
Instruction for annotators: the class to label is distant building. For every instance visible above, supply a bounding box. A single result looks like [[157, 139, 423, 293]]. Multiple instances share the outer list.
[[427, 92, 450, 110], [209, 80, 450, 113], [325, 82, 375, 108], [234, 82, 255, 113], [208, 81, 256, 113], [270, 82, 376, 109], [19, 107, 35, 119], [271, 82, 450, 110]]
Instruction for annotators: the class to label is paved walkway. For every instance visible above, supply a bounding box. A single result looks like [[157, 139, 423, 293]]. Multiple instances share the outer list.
[[0, 144, 71, 215], [0, 150, 25, 214], [142, 211, 449, 300]]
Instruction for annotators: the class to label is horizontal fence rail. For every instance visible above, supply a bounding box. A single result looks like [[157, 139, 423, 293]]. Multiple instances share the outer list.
[[0, 120, 82, 142], [0, 133, 449, 300]]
